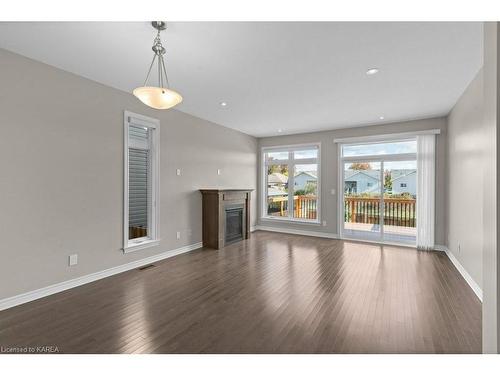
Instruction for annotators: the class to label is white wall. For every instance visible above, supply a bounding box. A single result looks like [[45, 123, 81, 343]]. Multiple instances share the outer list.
[[447, 68, 484, 289], [481, 22, 499, 354], [0, 49, 258, 300]]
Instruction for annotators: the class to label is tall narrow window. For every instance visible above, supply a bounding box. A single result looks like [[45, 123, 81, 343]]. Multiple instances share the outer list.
[[262, 144, 320, 223], [124, 111, 160, 252]]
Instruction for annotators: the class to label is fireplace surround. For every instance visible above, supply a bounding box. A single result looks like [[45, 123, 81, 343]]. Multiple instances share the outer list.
[[199, 189, 252, 249]]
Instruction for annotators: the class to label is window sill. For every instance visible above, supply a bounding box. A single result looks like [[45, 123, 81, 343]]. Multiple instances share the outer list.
[[123, 239, 160, 254], [260, 216, 321, 226]]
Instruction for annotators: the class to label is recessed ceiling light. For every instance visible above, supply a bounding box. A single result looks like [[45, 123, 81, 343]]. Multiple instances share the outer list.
[[220, 101, 227, 107], [278, 129, 283, 133], [379, 116, 385, 120], [366, 68, 379, 75]]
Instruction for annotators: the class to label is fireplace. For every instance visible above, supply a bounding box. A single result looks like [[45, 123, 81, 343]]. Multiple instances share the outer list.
[[199, 189, 253, 249], [225, 205, 244, 244]]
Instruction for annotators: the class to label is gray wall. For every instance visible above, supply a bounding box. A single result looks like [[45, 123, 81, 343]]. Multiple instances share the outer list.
[[257, 117, 448, 246], [0, 49, 257, 300], [447, 68, 484, 289], [482, 22, 499, 354]]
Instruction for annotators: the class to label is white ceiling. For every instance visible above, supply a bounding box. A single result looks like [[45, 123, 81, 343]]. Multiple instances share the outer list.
[[0, 22, 483, 137]]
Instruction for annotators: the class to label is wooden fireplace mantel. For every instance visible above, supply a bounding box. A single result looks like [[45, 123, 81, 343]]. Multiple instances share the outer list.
[[199, 189, 253, 249]]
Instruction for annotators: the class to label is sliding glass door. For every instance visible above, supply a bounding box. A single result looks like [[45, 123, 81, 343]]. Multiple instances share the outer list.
[[343, 161, 382, 241], [382, 160, 417, 244], [340, 140, 417, 245]]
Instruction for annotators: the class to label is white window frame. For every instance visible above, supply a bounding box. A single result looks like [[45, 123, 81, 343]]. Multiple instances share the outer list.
[[261, 143, 321, 224], [123, 111, 160, 253], [337, 137, 417, 244]]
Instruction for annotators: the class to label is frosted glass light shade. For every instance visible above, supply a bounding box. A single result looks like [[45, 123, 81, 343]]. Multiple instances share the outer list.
[[133, 86, 183, 110]]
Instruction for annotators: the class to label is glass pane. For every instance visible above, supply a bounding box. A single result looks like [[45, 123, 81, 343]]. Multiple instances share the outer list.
[[129, 126, 150, 240], [342, 140, 416, 157], [293, 164, 318, 220], [267, 164, 289, 217], [294, 148, 318, 160], [343, 161, 381, 239], [266, 151, 289, 162], [383, 160, 417, 244]]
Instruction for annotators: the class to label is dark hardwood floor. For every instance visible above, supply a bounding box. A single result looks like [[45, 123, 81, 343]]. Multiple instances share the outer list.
[[0, 231, 481, 353]]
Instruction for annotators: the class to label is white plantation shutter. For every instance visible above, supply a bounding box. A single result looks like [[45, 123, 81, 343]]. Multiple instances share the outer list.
[[123, 111, 159, 252], [128, 126, 150, 236]]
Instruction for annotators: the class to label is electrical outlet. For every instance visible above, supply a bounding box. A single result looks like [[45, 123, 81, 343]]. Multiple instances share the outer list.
[[322, 221, 327, 227], [330, 189, 336, 195], [69, 254, 78, 266], [176, 231, 181, 240], [458, 242, 461, 253], [176, 168, 181, 176], [217, 169, 221, 175]]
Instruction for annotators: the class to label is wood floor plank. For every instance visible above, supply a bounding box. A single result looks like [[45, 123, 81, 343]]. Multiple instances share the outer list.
[[0, 231, 481, 353]]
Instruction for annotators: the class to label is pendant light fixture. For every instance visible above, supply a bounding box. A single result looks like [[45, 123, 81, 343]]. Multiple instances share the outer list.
[[133, 21, 183, 110]]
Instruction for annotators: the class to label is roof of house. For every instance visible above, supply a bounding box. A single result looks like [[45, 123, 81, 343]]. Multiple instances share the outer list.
[[344, 169, 380, 180], [268, 172, 288, 184], [344, 168, 416, 181], [295, 171, 317, 179], [267, 186, 288, 196], [392, 170, 417, 181]]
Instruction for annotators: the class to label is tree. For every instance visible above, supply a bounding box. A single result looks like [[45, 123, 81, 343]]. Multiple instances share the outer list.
[[349, 162, 371, 170], [384, 170, 392, 191], [268, 165, 288, 176]]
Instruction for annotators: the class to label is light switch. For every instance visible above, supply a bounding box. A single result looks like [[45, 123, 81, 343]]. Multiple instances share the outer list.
[[217, 169, 221, 175], [69, 254, 78, 266], [176, 168, 181, 176], [331, 189, 336, 195]]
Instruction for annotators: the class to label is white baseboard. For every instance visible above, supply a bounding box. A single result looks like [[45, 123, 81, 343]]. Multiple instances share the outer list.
[[250, 225, 257, 232], [439, 246, 482, 302], [0, 241, 203, 312], [255, 225, 338, 239], [433, 245, 447, 252]]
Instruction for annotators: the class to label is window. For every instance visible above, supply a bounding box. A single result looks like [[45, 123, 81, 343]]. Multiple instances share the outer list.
[[342, 139, 416, 157], [400, 183, 407, 187], [123, 111, 160, 253], [262, 144, 320, 223]]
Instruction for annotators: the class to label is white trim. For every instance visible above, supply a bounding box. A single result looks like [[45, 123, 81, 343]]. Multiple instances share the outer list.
[[439, 246, 483, 302], [260, 216, 322, 226], [333, 129, 441, 144], [0, 242, 203, 312], [255, 225, 338, 239], [261, 143, 322, 152], [250, 225, 257, 232], [337, 137, 418, 246], [123, 239, 160, 253], [123, 111, 160, 252], [261, 142, 321, 224]]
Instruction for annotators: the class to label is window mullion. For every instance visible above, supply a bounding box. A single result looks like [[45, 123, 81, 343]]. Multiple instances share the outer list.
[[288, 151, 294, 219]]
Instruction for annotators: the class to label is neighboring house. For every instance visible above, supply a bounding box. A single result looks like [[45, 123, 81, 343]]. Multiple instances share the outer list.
[[268, 172, 288, 186], [267, 186, 288, 197], [344, 170, 380, 194], [391, 170, 417, 196], [344, 169, 417, 196], [294, 171, 317, 190], [267, 173, 288, 198]]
